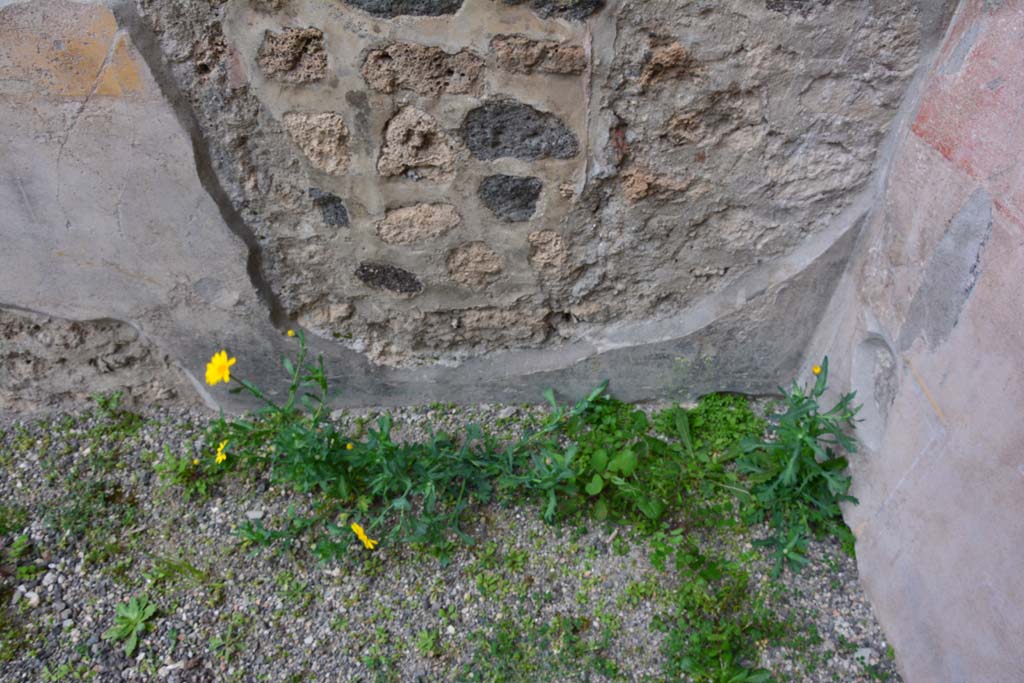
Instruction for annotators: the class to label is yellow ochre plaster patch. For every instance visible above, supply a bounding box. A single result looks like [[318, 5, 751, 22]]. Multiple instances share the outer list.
[[0, 1, 141, 98]]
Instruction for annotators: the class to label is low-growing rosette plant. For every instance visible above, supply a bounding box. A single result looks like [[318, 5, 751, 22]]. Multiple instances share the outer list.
[[102, 595, 157, 656]]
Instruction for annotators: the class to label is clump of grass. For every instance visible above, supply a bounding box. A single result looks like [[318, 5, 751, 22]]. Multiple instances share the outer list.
[[0, 600, 25, 665], [153, 444, 227, 502], [461, 613, 619, 682], [652, 535, 784, 683], [0, 503, 30, 664], [0, 504, 28, 540], [655, 392, 766, 454]]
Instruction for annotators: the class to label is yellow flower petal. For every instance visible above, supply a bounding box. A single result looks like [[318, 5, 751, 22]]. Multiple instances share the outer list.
[[205, 350, 237, 386], [287, 329, 296, 337], [350, 522, 377, 550], [812, 365, 822, 376]]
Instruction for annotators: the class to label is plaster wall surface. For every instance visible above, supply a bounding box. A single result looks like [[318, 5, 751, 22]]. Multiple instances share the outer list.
[[807, 1, 1024, 679]]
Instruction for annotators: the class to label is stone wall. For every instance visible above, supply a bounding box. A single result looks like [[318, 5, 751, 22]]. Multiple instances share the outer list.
[[152, 0, 930, 367], [808, 1, 1024, 679], [0, 0, 955, 411]]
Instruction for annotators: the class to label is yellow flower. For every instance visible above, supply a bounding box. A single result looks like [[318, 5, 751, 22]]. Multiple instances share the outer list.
[[350, 522, 378, 550], [205, 350, 236, 386], [812, 365, 822, 376], [215, 440, 228, 464], [346, 443, 354, 451], [192, 458, 199, 466], [287, 329, 296, 337]]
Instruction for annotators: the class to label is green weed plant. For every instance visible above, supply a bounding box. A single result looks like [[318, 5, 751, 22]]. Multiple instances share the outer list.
[[102, 595, 157, 656], [193, 336, 859, 570], [738, 358, 860, 574]]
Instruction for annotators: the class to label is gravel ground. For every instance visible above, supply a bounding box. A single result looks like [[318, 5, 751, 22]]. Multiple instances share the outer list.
[[0, 403, 900, 682]]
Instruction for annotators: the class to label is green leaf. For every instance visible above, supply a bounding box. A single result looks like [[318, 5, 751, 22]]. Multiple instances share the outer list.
[[813, 356, 829, 397], [674, 409, 694, 456], [239, 379, 262, 396], [543, 491, 557, 521], [593, 498, 609, 521], [102, 625, 125, 641], [124, 631, 138, 656], [637, 497, 666, 521], [589, 448, 609, 473], [563, 444, 578, 468], [784, 549, 810, 568], [282, 357, 296, 378], [780, 447, 800, 486], [542, 388, 557, 408], [586, 381, 609, 401], [607, 449, 638, 477], [804, 436, 827, 462], [585, 474, 605, 496]]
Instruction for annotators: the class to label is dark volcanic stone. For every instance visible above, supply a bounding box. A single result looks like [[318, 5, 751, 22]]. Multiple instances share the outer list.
[[502, 0, 605, 21], [478, 175, 543, 222], [308, 189, 349, 227], [462, 100, 578, 161], [355, 262, 424, 295], [341, 0, 464, 17], [765, 0, 832, 15]]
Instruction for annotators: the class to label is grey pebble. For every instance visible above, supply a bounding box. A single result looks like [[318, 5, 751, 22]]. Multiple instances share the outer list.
[[855, 646, 878, 662]]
